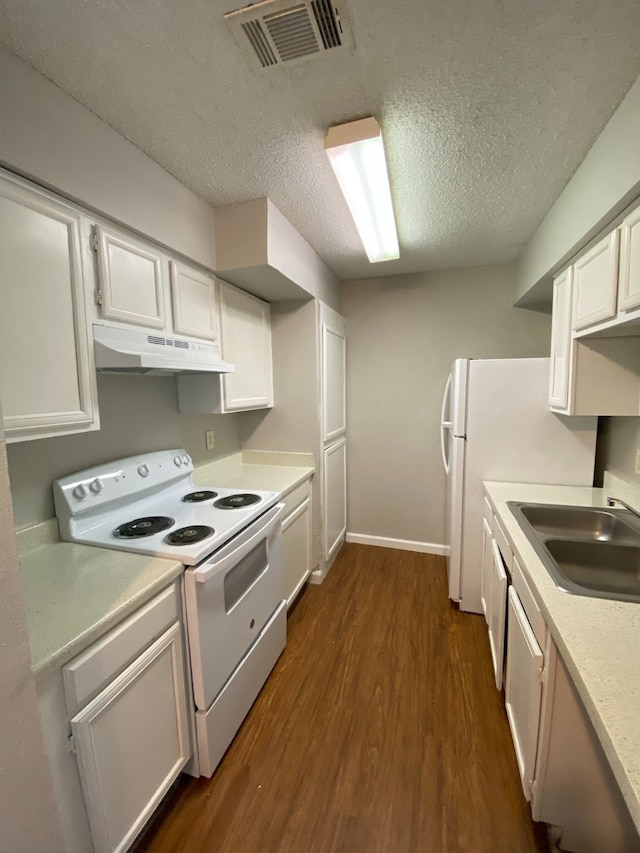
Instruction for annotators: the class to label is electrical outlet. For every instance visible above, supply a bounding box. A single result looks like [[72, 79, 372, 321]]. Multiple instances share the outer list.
[[205, 430, 215, 451], [635, 449, 640, 476]]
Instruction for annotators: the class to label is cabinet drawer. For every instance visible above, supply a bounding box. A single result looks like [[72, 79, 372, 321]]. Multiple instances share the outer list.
[[63, 583, 180, 714], [512, 558, 546, 648], [281, 479, 311, 518]]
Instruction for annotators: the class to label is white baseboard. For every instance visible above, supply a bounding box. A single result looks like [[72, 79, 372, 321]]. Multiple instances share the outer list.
[[345, 532, 449, 556]]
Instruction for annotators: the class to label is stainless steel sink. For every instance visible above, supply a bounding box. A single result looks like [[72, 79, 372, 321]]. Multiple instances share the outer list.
[[545, 539, 640, 598], [508, 502, 640, 603], [517, 504, 640, 543]]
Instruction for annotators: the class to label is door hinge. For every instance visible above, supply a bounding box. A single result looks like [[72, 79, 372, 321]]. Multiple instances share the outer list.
[[95, 288, 103, 305], [539, 664, 547, 684], [90, 229, 99, 251], [529, 777, 538, 799], [67, 733, 76, 755]]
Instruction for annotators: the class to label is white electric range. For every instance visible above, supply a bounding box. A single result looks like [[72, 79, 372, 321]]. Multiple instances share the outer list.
[[54, 448, 287, 778]]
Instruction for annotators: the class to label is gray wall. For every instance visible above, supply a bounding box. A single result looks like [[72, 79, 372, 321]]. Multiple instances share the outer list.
[[0, 46, 217, 269], [0, 410, 65, 853], [7, 375, 241, 527], [517, 72, 640, 308], [239, 300, 323, 571], [598, 417, 640, 487], [343, 264, 551, 547]]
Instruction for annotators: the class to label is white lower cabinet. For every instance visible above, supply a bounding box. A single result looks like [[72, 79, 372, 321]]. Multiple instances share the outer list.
[[532, 652, 640, 853], [485, 495, 640, 852], [281, 480, 312, 607], [504, 585, 544, 800], [71, 623, 190, 853], [38, 584, 192, 853], [487, 539, 508, 690], [480, 516, 493, 621]]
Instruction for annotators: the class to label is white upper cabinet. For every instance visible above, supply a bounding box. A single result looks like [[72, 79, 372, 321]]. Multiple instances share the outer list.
[[170, 261, 218, 341], [95, 224, 166, 330], [219, 281, 273, 412], [572, 230, 619, 331], [548, 268, 573, 412], [0, 174, 99, 442], [618, 206, 640, 313]]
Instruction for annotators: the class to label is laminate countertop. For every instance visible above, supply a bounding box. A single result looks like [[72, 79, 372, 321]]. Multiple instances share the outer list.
[[17, 520, 182, 680], [18, 450, 314, 680], [483, 474, 640, 834], [192, 450, 314, 495]]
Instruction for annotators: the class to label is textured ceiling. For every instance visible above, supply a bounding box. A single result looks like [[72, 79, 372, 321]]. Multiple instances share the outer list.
[[1, 0, 640, 280]]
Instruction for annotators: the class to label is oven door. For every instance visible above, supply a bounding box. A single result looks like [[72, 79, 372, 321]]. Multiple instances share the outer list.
[[184, 502, 285, 711]]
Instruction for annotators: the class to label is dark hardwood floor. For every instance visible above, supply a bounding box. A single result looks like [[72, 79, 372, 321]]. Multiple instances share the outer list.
[[137, 544, 549, 853]]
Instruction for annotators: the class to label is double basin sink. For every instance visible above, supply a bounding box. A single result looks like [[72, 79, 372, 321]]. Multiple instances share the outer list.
[[508, 502, 640, 603]]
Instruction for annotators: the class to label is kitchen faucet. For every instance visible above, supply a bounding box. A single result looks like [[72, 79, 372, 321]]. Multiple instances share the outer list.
[[606, 496, 640, 520]]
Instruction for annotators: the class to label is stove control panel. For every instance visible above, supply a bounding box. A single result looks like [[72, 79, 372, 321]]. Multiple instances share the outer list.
[[54, 449, 196, 523]]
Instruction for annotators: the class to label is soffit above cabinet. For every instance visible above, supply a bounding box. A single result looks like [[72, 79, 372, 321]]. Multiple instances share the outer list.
[[214, 198, 339, 303]]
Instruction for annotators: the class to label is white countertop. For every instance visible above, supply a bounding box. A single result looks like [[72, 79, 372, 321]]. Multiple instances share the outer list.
[[17, 521, 183, 680], [483, 477, 640, 832], [193, 450, 314, 495], [18, 450, 314, 680]]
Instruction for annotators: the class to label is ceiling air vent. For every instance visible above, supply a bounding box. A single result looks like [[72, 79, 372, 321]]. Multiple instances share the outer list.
[[224, 0, 354, 70]]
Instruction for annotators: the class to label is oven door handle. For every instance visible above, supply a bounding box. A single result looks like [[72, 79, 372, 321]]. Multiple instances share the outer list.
[[193, 502, 285, 584]]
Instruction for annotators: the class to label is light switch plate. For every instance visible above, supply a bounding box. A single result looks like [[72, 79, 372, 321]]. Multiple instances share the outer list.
[[635, 449, 640, 476], [205, 430, 215, 450]]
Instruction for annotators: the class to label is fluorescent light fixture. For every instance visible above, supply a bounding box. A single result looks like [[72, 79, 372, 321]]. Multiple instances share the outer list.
[[325, 116, 399, 263]]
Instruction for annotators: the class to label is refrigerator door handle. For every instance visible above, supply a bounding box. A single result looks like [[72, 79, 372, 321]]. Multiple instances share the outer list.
[[440, 374, 452, 474]]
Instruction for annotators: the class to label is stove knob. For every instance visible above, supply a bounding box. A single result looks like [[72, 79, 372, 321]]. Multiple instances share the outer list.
[[182, 454, 190, 465], [138, 464, 150, 478], [174, 455, 183, 467], [73, 484, 88, 500], [89, 478, 104, 494]]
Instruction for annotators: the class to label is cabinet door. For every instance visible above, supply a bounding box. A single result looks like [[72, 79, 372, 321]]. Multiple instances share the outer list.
[[282, 496, 312, 607], [480, 517, 493, 623], [95, 225, 166, 329], [548, 268, 573, 411], [572, 230, 620, 330], [323, 438, 347, 564], [505, 587, 543, 801], [170, 261, 218, 341], [71, 622, 190, 853], [618, 206, 640, 313], [219, 282, 273, 411], [321, 311, 346, 443], [0, 177, 98, 441], [487, 540, 508, 690]]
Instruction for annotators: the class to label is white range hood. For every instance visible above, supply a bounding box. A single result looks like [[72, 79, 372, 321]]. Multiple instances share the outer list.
[[93, 324, 234, 375]]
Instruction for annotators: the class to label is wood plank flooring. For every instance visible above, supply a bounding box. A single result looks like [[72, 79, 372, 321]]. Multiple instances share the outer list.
[[137, 544, 549, 853]]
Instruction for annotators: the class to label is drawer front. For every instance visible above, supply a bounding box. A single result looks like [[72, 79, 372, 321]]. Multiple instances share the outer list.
[[281, 479, 311, 517], [63, 583, 180, 715], [512, 558, 546, 648], [195, 601, 286, 777]]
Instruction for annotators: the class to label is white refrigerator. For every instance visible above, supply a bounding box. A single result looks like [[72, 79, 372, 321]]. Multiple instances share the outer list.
[[441, 358, 597, 613]]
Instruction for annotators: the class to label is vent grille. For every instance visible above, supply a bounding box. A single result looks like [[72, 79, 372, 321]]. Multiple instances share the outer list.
[[147, 335, 190, 350], [225, 0, 353, 71], [312, 0, 341, 48], [265, 5, 319, 62]]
